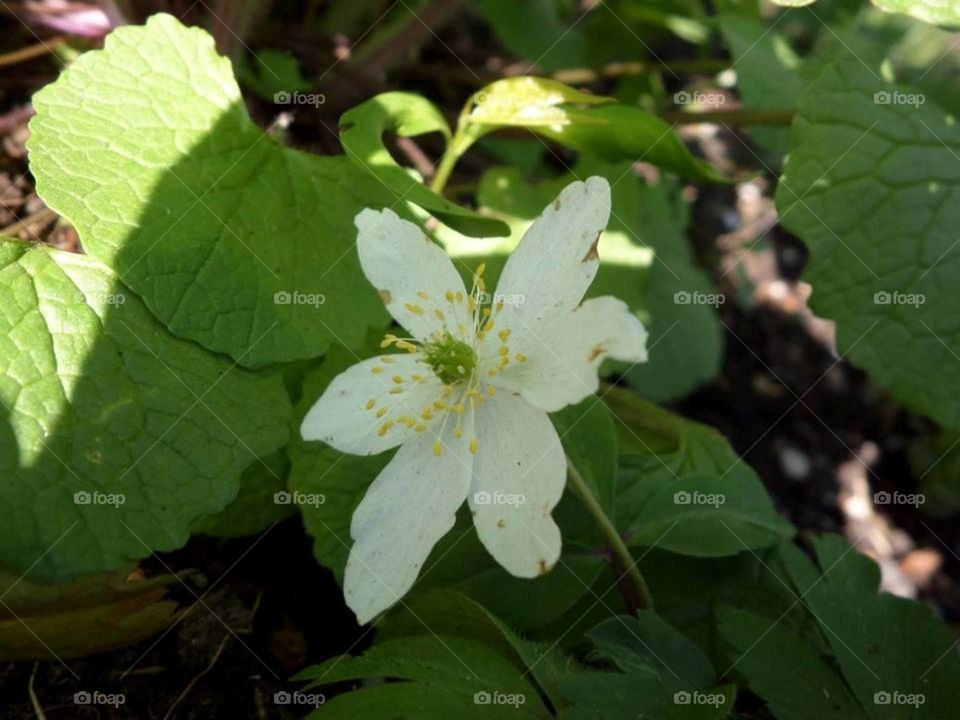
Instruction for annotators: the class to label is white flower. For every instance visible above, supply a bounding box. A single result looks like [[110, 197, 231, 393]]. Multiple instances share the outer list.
[[301, 176, 647, 623]]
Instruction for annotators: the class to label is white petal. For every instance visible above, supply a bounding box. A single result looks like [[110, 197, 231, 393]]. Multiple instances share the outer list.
[[356, 208, 472, 342], [493, 296, 648, 412], [300, 353, 446, 455], [468, 392, 565, 578], [344, 418, 474, 624], [491, 176, 611, 354]]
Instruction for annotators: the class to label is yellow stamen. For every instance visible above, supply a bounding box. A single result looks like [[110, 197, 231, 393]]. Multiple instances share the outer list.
[[469, 438, 478, 454], [417, 291, 430, 300], [405, 303, 424, 315], [516, 354, 528, 362], [433, 440, 443, 456], [365, 398, 376, 410], [376, 407, 388, 418], [498, 329, 511, 343]]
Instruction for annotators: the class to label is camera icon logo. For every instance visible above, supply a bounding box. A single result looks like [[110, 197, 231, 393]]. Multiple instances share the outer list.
[[673, 91, 691, 104], [673, 491, 691, 505], [674, 691, 691, 704], [74, 691, 92, 705], [274, 290, 291, 305], [873, 91, 891, 105], [874, 491, 891, 505], [473, 491, 491, 506], [274, 691, 292, 704], [274, 491, 292, 505], [474, 691, 491, 704], [874, 691, 891, 705], [274, 91, 291, 104], [74, 491, 91, 505]]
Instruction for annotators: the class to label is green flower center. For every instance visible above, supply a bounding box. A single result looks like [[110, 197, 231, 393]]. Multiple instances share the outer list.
[[424, 334, 476, 385]]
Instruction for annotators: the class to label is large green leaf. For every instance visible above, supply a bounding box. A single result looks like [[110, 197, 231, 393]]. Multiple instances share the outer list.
[[718, 605, 868, 720], [779, 536, 960, 719], [605, 388, 794, 556], [777, 58, 960, 427], [28, 14, 409, 367], [0, 239, 290, 582]]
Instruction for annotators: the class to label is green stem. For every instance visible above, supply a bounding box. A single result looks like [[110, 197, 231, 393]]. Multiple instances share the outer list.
[[429, 147, 460, 194], [566, 456, 654, 611]]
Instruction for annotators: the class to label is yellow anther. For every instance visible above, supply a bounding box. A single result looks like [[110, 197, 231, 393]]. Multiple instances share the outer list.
[[498, 329, 511, 343], [487, 385, 497, 396], [445, 290, 455, 302], [498, 346, 509, 357], [487, 369, 498, 377], [371, 367, 384, 374], [396, 340, 418, 352], [468, 296, 477, 313], [405, 303, 425, 315], [454, 427, 464, 439], [476, 262, 486, 278], [376, 407, 388, 418], [433, 440, 443, 456], [415, 423, 428, 432], [417, 291, 430, 300], [389, 387, 404, 395], [378, 421, 394, 437], [469, 438, 478, 454], [434, 309, 445, 322], [456, 291, 464, 303], [433, 400, 448, 410], [454, 403, 465, 414], [516, 354, 528, 362], [405, 417, 417, 428], [483, 319, 495, 333], [422, 409, 434, 420], [412, 374, 423, 382], [495, 301, 505, 313], [381, 356, 395, 364], [365, 398, 376, 410], [499, 357, 510, 367], [392, 375, 403, 384]]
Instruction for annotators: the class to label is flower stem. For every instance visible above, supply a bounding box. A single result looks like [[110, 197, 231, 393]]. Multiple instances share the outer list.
[[566, 456, 654, 611]]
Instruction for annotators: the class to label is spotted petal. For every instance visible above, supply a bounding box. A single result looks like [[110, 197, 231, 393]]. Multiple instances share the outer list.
[[490, 176, 611, 359], [356, 208, 473, 343], [300, 353, 445, 455], [344, 417, 474, 623], [468, 392, 565, 578], [493, 296, 648, 412]]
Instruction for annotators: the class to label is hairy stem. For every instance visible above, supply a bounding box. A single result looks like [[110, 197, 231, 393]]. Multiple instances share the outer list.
[[566, 456, 654, 611]]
